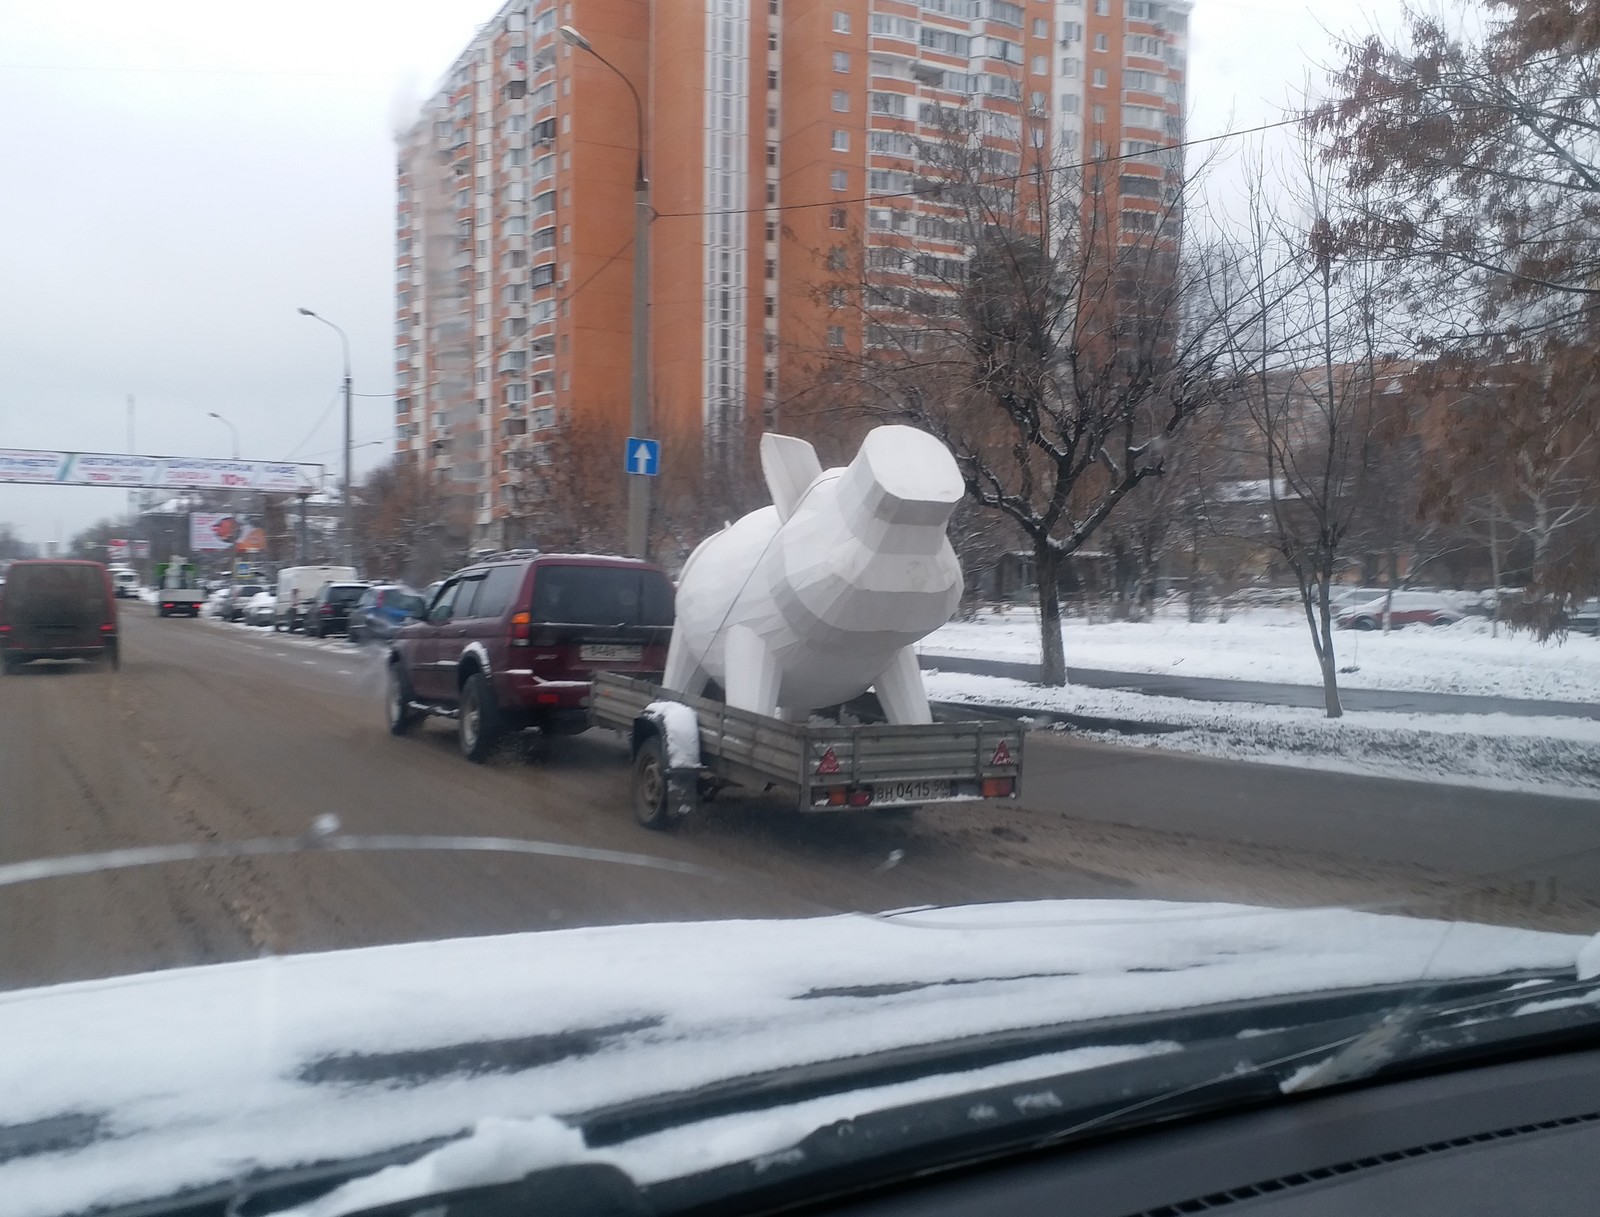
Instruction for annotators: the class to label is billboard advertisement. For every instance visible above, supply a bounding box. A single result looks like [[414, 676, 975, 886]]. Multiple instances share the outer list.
[[189, 513, 237, 552], [0, 449, 322, 493], [189, 514, 269, 553]]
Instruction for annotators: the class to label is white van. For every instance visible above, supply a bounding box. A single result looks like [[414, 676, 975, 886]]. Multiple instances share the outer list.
[[108, 567, 141, 599], [274, 565, 357, 632]]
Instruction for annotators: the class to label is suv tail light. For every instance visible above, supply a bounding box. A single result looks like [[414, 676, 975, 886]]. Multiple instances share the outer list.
[[510, 611, 531, 645], [320, 604, 333, 616]]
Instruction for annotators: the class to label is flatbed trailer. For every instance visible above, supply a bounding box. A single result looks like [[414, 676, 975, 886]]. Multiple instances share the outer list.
[[590, 672, 1024, 829]]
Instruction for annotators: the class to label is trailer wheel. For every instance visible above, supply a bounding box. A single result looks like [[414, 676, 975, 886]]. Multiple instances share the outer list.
[[632, 735, 671, 829]]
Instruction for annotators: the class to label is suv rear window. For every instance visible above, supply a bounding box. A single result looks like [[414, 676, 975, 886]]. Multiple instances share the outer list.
[[327, 584, 366, 605], [530, 565, 674, 627], [4, 565, 105, 624]]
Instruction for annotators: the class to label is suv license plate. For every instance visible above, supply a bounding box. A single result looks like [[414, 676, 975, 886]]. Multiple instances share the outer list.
[[580, 644, 643, 662], [873, 779, 951, 805]]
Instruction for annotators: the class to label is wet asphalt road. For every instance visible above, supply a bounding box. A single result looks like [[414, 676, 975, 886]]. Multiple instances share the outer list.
[[2, 603, 1596, 991]]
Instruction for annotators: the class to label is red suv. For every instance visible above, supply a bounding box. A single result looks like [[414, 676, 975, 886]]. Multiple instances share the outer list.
[[385, 553, 675, 760]]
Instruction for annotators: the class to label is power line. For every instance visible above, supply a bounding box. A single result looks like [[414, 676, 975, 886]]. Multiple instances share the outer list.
[[651, 110, 1329, 221], [281, 386, 343, 462]]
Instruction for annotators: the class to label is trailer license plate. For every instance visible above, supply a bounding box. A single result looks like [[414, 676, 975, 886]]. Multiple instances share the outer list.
[[580, 644, 642, 662], [874, 779, 951, 805]]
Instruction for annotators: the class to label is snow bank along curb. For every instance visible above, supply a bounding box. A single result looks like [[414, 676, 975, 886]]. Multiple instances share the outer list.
[[923, 672, 1600, 800]]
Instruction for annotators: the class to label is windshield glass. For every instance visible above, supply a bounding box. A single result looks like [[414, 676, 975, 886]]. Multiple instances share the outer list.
[[2, 3, 1598, 1216]]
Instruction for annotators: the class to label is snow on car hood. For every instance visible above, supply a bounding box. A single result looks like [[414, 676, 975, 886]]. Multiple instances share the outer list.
[[0, 900, 1585, 1217]]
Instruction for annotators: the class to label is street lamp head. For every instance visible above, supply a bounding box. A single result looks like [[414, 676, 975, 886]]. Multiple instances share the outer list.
[[558, 24, 592, 51], [297, 307, 315, 317]]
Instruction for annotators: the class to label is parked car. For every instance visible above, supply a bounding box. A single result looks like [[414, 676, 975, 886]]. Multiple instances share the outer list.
[[347, 585, 426, 644], [0, 560, 119, 672], [386, 554, 675, 760], [1337, 591, 1463, 630], [244, 591, 277, 627], [274, 565, 358, 632], [1567, 597, 1599, 636], [219, 583, 266, 623], [305, 581, 368, 638]]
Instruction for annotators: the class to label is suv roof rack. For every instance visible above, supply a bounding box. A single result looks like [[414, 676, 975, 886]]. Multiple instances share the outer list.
[[468, 547, 542, 564]]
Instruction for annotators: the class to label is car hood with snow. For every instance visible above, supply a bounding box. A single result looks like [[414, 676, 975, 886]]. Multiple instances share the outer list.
[[2, 901, 1593, 1217]]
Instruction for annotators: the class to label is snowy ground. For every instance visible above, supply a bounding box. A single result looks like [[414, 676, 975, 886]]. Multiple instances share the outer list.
[[921, 602, 1600, 705], [923, 670, 1600, 800]]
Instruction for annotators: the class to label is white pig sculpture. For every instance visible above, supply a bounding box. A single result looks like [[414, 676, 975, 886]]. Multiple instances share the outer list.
[[663, 425, 964, 724]]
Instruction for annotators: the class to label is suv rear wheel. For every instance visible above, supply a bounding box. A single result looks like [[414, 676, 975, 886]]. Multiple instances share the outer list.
[[386, 664, 422, 736], [458, 671, 501, 762]]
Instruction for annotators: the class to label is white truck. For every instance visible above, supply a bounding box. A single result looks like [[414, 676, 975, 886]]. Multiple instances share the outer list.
[[274, 565, 358, 632], [153, 558, 203, 618]]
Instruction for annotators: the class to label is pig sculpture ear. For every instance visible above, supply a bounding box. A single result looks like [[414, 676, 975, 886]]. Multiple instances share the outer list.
[[759, 433, 824, 522]]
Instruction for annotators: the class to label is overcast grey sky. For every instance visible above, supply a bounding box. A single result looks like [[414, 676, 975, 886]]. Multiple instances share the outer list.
[[0, 0, 1398, 545]]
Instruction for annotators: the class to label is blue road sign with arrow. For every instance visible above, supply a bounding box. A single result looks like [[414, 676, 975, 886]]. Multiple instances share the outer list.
[[626, 437, 660, 477]]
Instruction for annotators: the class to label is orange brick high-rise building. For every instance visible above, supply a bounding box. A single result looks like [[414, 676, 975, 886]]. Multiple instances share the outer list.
[[396, 0, 1188, 547]]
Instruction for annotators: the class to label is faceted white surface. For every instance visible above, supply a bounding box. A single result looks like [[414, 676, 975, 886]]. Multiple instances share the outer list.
[[664, 426, 964, 722]]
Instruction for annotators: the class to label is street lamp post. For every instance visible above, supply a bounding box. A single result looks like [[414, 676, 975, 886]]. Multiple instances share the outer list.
[[208, 412, 242, 581], [297, 308, 354, 567], [560, 24, 651, 559], [206, 411, 240, 460]]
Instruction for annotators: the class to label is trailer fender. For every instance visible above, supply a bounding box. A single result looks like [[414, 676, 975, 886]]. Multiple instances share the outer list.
[[637, 700, 702, 770]]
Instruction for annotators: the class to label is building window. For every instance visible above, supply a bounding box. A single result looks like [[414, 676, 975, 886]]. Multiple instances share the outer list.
[[1032, 18, 1049, 36], [1031, 55, 1047, 75], [1095, 0, 1109, 13], [766, 219, 778, 241], [1092, 104, 1105, 124], [832, 11, 850, 33], [768, 68, 779, 89], [828, 286, 846, 308], [1094, 32, 1108, 51], [767, 143, 779, 166], [826, 246, 847, 271], [826, 325, 845, 347], [764, 296, 776, 317], [766, 181, 778, 204], [1092, 68, 1106, 87], [831, 169, 848, 191], [832, 90, 849, 112], [766, 258, 777, 280], [833, 51, 850, 72], [829, 207, 847, 229], [831, 128, 849, 151], [1061, 56, 1081, 77], [768, 106, 778, 129], [768, 32, 778, 51]]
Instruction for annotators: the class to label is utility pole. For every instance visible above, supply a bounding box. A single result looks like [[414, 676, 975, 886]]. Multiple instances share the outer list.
[[298, 308, 355, 569], [560, 24, 652, 558]]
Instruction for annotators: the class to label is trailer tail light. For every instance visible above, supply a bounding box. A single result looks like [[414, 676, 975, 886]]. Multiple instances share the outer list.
[[819, 787, 847, 807], [510, 611, 531, 645], [846, 788, 873, 807], [981, 777, 1015, 799]]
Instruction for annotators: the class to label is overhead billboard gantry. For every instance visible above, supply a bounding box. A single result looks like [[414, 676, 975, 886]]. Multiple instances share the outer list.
[[0, 449, 324, 494]]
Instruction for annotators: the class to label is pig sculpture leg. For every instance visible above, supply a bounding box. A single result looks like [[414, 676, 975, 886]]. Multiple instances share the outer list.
[[722, 624, 783, 719], [662, 632, 710, 699], [873, 646, 934, 726]]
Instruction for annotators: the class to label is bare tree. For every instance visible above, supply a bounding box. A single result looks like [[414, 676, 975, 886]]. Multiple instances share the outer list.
[[1319, 0, 1600, 347], [1225, 143, 1410, 717], [791, 110, 1263, 685], [354, 459, 474, 585]]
